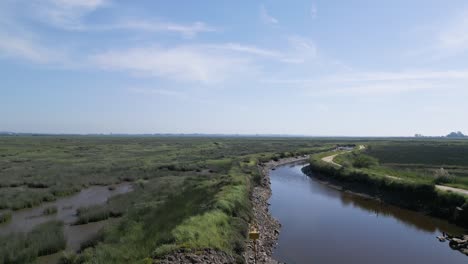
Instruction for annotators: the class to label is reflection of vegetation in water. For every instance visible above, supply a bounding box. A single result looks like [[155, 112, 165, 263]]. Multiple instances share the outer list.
[[338, 192, 464, 234], [0, 220, 65, 263], [307, 148, 468, 228]]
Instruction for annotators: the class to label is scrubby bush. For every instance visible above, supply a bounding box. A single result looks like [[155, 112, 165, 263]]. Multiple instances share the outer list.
[[352, 154, 378, 168], [0, 211, 12, 224], [43, 206, 58, 215], [433, 168, 454, 184]]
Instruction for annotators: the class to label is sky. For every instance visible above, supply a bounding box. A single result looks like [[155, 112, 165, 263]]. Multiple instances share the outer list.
[[1, 0, 468, 136]]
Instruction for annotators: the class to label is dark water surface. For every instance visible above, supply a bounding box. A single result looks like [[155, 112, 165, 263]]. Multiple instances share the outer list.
[[269, 162, 467, 264], [0, 183, 132, 263]]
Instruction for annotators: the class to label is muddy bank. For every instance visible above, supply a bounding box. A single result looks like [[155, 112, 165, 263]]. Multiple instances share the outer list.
[[244, 156, 309, 264]]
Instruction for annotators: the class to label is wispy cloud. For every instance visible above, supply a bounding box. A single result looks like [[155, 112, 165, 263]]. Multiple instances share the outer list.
[[266, 69, 468, 96], [32, 0, 108, 30], [0, 26, 68, 64], [0, 33, 52, 63], [90, 45, 257, 83], [128, 87, 186, 98], [212, 43, 283, 58], [311, 4, 318, 19], [95, 20, 216, 38], [260, 5, 278, 24], [409, 9, 468, 60], [211, 37, 317, 64], [436, 10, 468, 57]]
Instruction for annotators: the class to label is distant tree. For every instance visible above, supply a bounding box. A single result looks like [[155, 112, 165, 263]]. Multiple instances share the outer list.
[[446, 131, 467, 138]]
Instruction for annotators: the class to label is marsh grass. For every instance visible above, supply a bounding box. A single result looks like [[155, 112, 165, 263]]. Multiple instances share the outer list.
[[75, 205, 120, 225], [0, 211, 11, 224], [0, 220, 66, 263], [43, 206, 58, 215]]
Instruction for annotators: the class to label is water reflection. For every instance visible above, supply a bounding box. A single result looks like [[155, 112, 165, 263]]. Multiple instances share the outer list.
[[270, 163, 466, 264]]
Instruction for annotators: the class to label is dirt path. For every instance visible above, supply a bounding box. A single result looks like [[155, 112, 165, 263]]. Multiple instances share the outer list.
[[320, 151, 468, 197], [321, 154, 342, 168], [436, 185, 468, 196]]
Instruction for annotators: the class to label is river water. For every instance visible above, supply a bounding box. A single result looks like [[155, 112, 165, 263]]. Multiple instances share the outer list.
[[269, 162, 467, 264]]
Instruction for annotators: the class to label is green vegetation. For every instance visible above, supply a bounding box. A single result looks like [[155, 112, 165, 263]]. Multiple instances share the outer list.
[[0, 211, 11, 224], [0, 220, 66, 263], [43, 206, 58, 215], [307, 143, 468, 227], [364, 141, 468, 189], [2, 136, 468, 262], [0, 136, 333, 262]]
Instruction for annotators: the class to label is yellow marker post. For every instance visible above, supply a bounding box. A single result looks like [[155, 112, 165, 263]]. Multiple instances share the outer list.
[[249, 224, 260, 264]]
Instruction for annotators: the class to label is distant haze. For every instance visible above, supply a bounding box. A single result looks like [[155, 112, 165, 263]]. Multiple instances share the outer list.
[[1, 1, 468, 136]]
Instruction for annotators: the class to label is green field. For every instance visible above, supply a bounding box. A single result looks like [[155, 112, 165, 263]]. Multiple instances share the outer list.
[[1, 136, 467, 263], [0, 136, 334, 263], [364, 141, 468, 189]]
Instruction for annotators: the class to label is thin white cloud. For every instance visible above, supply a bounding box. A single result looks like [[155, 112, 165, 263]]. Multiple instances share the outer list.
[[260, 5, 278, 24], [0, 31, 66, 64], [96, 20, 216, 37], [212, 43, 283, 58], [282, 36, 317, 63], [33, 0, 108, 30], [409, 9, 468, 60], [311, 4, 317, 19], [202, 38, 316, 63], [266, 69, 468, 96], [436, 10, 468, 56], [128, 87, 186, 98], [90, 45, 256, 83]]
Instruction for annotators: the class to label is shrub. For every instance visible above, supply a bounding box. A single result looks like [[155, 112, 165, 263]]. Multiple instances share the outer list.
[[352, 154, 378, 168], [433, 168, 454, 184], [0, 211, 12, 224], [43, 206, 58, 215]]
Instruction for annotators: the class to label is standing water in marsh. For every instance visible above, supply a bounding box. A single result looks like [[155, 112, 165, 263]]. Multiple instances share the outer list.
[[269, 162, 467, 264], [0, 182, 132, 261]]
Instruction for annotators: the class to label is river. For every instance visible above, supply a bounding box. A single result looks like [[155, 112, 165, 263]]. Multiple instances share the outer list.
[[269, 162, 467, 264]]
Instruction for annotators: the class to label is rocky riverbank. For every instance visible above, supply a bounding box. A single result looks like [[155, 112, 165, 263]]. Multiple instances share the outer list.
[[160, 156, 309, 264], [439, 234, 468, 256], [243, 156, 309, 264]]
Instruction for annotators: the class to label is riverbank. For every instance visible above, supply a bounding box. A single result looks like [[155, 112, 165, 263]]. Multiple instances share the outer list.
[[244, 156, 310, 264]]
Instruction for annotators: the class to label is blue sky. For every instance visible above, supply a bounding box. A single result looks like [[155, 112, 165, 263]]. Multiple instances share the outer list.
[[1, 0, 468, 136]]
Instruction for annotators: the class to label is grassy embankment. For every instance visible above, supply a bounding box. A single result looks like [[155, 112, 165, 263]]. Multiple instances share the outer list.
[[363, 141, 468, 190], [306, 142, 468, 227], [0, 136, 335, 263]]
